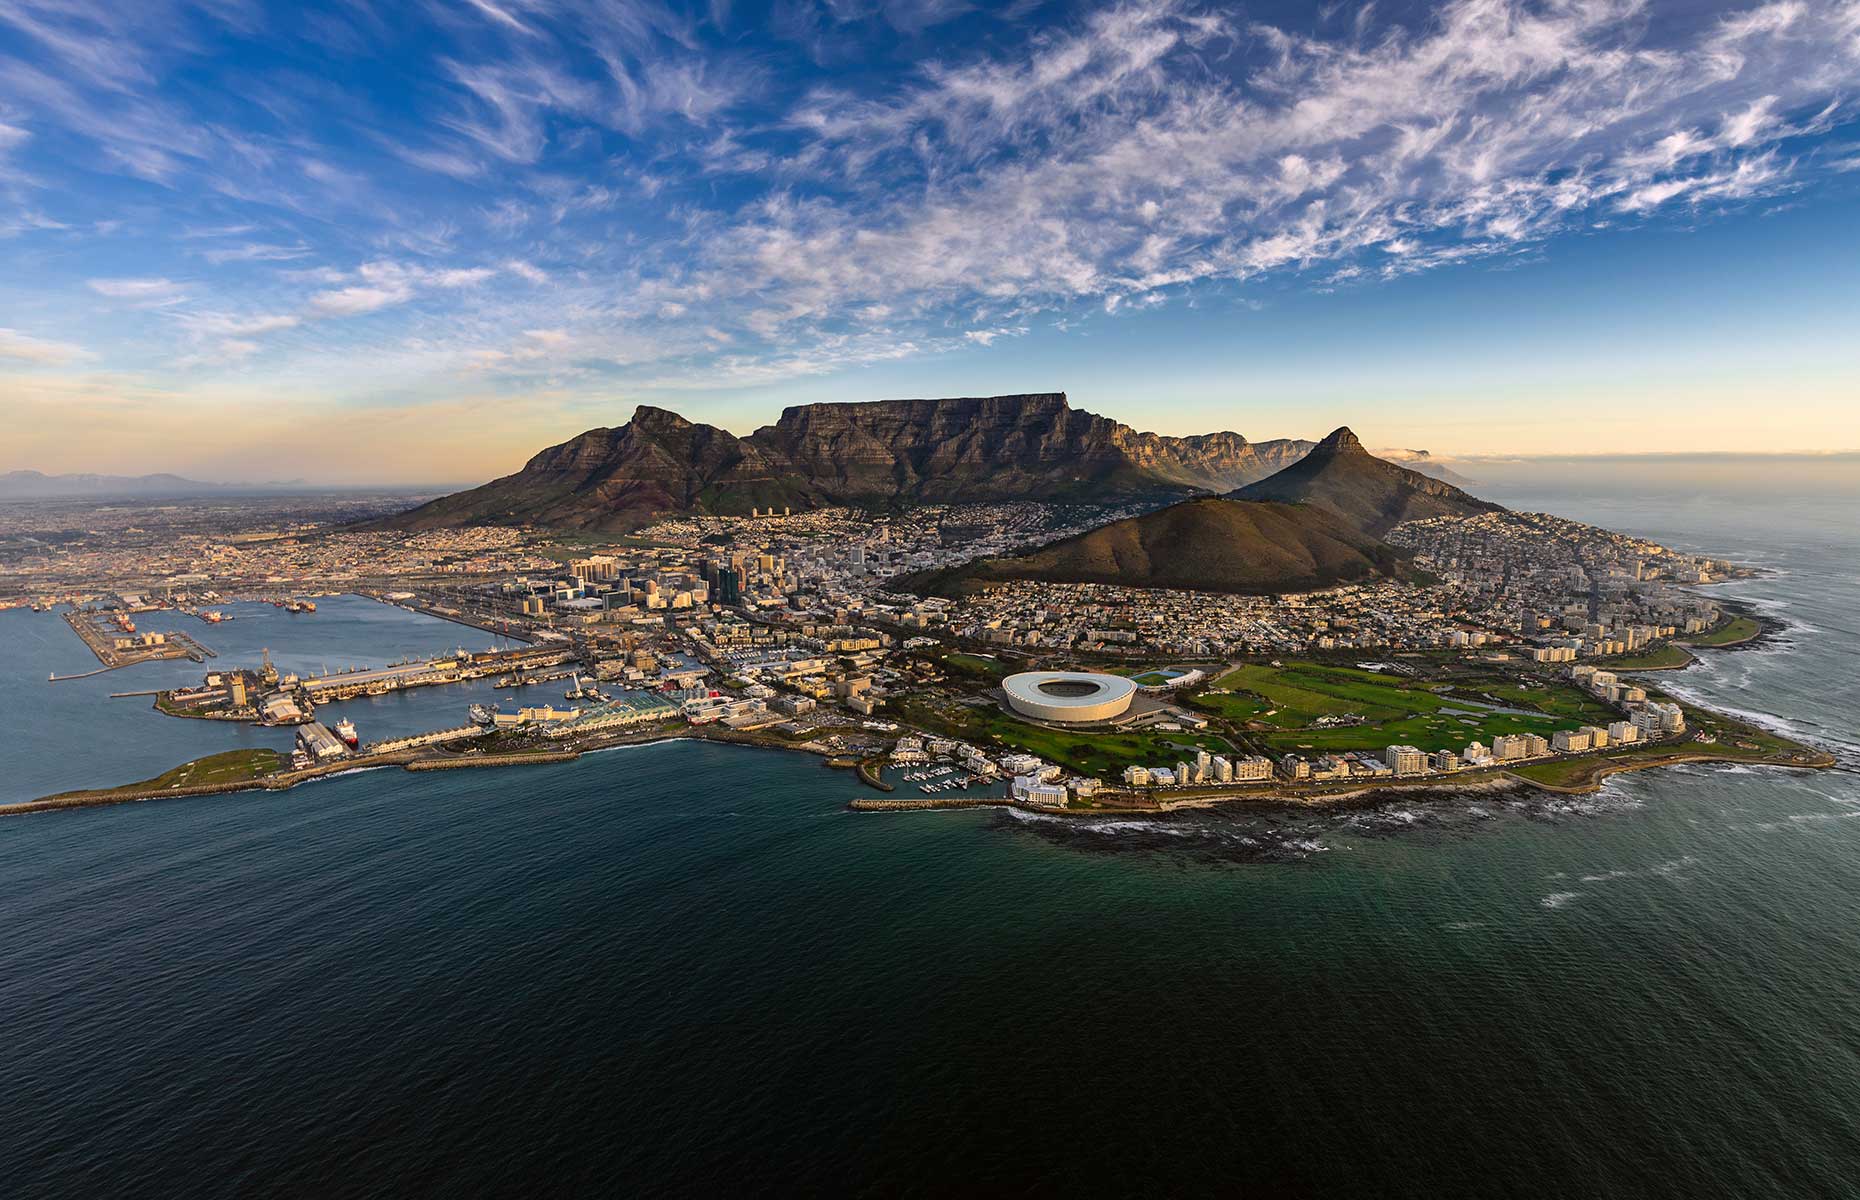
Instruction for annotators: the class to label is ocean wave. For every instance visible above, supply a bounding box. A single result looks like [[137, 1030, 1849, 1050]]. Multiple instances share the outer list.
[[1746, 810, 1860, 832], [1576, 856, 1698, 884], [1540, 892, 1581, 909], [584, 736, 694, 757]]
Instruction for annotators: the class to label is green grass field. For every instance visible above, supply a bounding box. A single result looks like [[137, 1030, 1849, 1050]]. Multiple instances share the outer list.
[[940, 652, 1010, 680], [1684, 616, 1761, 647], [1470, 679, 1619, 724], [1193, 661, 1602, 755], [1602, 644, 1694, 670], [1209, 663, 1434, 726]]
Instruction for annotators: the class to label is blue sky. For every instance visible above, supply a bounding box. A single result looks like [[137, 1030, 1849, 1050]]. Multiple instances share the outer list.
[[1, 0, 1857, 483]]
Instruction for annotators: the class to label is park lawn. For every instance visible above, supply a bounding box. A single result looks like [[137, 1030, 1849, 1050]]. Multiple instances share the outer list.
[[1208, 662, 1446, 728], [1507, 754, 1651, 788], [1602, 644, 1694, 670], [1470, 678, 1620, 724], [941, 652, 1009, 681], [1130, 671, 1177, 687], [1189, 690, 1273, 722], [1664, 697, 1809, 757], [1684, 615, 1761, 647], [1263, 707, 1579, 755]]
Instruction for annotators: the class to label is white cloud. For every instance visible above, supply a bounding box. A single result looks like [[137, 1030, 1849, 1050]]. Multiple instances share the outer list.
[[179, 312, 300, 336], [202, 242, 312, 265], [0, 326, 82, 364], [429, 266, 497, 287], [88, 277, 184, 300], [310, 284, 413, 317], [6, 0, 1859, 396]]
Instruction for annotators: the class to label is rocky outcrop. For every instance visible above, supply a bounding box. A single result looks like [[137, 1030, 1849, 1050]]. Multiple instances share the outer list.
[[380, 393, 1313, 531]]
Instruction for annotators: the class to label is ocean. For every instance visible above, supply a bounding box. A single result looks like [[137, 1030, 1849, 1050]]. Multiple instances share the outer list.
[[3, 491, 1858, 1196]]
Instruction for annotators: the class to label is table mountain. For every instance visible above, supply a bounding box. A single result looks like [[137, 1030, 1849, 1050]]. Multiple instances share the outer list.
[[1228, 427, 1502, 536], [897, 496, 1416, 598], [378, 394, 1312, 532]]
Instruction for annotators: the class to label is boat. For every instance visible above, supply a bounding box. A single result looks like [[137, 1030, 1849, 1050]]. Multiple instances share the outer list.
[[469, 703, 498, 725], [203, 610, 225, 623], [334, 718, 360, 748]]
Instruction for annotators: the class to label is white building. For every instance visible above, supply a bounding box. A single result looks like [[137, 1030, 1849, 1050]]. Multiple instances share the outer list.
[[1232, 755, 1274, 781]]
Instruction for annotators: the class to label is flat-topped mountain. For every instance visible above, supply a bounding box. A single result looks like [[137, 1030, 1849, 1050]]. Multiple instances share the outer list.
[[897, 496, 1416, 598], [379, 394, 1313, 532], [1228, 427, 1503, 536]]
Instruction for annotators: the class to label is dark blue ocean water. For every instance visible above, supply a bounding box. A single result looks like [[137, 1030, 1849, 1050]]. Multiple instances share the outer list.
[[3, 495, 1858, 1197]]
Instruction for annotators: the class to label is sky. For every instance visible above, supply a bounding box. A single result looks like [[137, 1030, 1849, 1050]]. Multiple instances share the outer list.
[[1, 0, 1857, 485]]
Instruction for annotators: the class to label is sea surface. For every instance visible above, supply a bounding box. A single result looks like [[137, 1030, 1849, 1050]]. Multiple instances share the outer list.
[[4, 492, 1859, 1196]]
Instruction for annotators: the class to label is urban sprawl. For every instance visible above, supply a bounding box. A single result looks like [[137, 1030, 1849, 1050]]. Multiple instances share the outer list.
[[0, 495, 1786, 807]]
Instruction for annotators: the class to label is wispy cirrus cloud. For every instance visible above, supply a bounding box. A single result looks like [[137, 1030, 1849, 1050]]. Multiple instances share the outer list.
[[87, 276, 185, 300]]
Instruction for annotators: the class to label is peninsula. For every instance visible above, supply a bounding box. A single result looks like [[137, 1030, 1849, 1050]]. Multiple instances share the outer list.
[[1, 395, 1833, 818]]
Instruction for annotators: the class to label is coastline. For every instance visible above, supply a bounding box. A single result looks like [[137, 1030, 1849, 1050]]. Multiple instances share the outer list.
[[0, 724, 855, 818], [5, 596, 1832, 820], [9, 718, 1833, 819]]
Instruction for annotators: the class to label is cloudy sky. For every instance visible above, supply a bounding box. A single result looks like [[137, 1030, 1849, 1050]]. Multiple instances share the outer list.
[[1, 0, 1857, 483]]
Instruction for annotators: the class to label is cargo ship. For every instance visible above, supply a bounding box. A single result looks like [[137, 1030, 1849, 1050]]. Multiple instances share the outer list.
[[334, 718, 359, 748]]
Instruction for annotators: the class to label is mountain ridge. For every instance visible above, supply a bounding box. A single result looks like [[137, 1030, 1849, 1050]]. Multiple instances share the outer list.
[[378, 394, 1315, 532]]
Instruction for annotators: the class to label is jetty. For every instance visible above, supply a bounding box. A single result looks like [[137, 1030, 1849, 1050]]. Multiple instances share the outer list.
[[848, 796, 1004, 812]]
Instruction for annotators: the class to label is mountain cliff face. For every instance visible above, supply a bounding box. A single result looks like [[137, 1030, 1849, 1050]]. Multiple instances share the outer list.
[[1228, 427, 1503, 536], [898, 496, 1416, 598], [381, 394, 1312, 531], [754, 394, 1308, 503]]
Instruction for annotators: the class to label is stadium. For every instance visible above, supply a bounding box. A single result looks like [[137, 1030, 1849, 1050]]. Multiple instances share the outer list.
[[1001, 671, 1138, 724]]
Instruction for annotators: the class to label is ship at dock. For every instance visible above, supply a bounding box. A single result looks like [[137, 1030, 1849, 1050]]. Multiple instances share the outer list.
[[334, 718, 359, 748]]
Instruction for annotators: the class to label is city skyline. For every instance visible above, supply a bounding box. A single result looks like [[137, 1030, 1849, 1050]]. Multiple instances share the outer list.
[[3, 0, 1860, 482]]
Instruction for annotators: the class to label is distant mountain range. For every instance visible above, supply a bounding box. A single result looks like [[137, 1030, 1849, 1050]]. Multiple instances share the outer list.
[[0, 470, 308, 500], [1228, 427, 1502, 536], [899, 496, 1417, 598], [376, 394, 1316, 532]]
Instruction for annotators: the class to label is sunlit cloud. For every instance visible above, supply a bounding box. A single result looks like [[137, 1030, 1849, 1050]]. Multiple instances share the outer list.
[[0, 326, 83, 364]]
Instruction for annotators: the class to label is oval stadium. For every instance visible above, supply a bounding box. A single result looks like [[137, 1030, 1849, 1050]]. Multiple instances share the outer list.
[[1001, 671, 1137, 724]]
